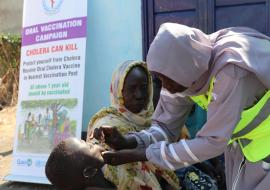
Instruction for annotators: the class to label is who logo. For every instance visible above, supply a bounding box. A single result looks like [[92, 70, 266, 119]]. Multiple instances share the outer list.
[[42, 0, 63, 15]]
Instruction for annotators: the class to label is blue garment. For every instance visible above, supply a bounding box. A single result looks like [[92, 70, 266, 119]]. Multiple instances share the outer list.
[[177, 104, 226, 190], [185, 104, 206, 138], [176, 166, 218, 190]]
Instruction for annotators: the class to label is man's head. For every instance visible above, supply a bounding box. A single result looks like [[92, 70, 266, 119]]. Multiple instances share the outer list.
[[45, 138, 105, 190]]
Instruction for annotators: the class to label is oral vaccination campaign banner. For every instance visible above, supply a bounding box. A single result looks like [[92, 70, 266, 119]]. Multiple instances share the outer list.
[[5, 0, 87, 184]]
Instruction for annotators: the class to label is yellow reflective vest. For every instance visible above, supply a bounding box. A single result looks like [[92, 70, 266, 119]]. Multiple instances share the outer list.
[[191, 78, 270, 162]]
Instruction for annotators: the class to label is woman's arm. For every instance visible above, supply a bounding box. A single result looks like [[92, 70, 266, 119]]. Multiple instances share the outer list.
[[144, 65, 259, 170]]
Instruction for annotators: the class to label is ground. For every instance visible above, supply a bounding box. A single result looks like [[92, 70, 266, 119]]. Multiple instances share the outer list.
[[0, 106, 57, 190]]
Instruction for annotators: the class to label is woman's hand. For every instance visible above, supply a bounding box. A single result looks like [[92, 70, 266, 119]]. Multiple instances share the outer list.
[[101, 148, 147, 165], [92, 125, 137, 150]]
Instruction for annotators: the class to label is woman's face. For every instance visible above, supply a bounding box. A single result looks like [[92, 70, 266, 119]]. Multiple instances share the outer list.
[[152, 72, 187, 94], [122, 66, 149, 113]]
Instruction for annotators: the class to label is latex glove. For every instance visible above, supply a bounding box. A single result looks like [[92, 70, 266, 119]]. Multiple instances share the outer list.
[[102, 148, 147, 166]]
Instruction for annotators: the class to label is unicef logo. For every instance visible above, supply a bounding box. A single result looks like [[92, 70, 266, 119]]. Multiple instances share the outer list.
[[42, 0, 63, 15], [17, 158, 32, 167]]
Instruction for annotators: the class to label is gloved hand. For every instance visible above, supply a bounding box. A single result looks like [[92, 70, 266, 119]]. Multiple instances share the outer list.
[[92, 125, 137, 150], [101, 148, 147, 166]]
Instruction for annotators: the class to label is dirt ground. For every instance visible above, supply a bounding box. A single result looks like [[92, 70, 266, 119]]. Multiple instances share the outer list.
[[0, 106, 57, 190]]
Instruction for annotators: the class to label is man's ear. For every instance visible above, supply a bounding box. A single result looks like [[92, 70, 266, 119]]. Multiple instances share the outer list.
[[83, 166, 98, 179]]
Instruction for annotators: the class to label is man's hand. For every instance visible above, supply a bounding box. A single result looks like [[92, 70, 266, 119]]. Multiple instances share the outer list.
[[92, 125, 137, 150], [101, 148, 147, 166]]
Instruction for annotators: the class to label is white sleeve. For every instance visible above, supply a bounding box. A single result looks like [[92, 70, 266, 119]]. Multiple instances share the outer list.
[[145, 65, 263, 170]]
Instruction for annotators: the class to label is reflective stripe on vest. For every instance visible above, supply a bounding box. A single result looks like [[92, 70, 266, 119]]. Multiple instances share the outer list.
[[191, 78, 270, 162]]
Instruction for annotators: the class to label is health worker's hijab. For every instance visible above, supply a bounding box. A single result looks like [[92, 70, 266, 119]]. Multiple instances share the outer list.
[[146, 23, 212, 94], [147, 23, 270, 96]]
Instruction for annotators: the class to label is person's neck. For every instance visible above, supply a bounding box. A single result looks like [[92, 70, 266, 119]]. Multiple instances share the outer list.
[[86, 169, 116, 190], [85, 187, 115, 190]]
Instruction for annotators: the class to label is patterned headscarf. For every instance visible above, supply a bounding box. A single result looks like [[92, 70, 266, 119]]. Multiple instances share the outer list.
[[110, 60, 154, 127]]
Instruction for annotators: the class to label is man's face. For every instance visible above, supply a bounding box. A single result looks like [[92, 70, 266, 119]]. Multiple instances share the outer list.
[[65, 138, 105, 168], [122, 66, 149, 113], [151, 71, 187, 94], [63, 138, 106, 189]]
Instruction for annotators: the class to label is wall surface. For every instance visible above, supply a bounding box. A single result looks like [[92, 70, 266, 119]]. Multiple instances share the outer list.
[[0, 0, 23, 34], [82, 0, 143, 131], [0, 0, 143, 132]]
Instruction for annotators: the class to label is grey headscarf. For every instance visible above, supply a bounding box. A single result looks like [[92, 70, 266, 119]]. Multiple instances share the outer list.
[[147, 23, 270, 96], [147, 23, 212, 89]]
